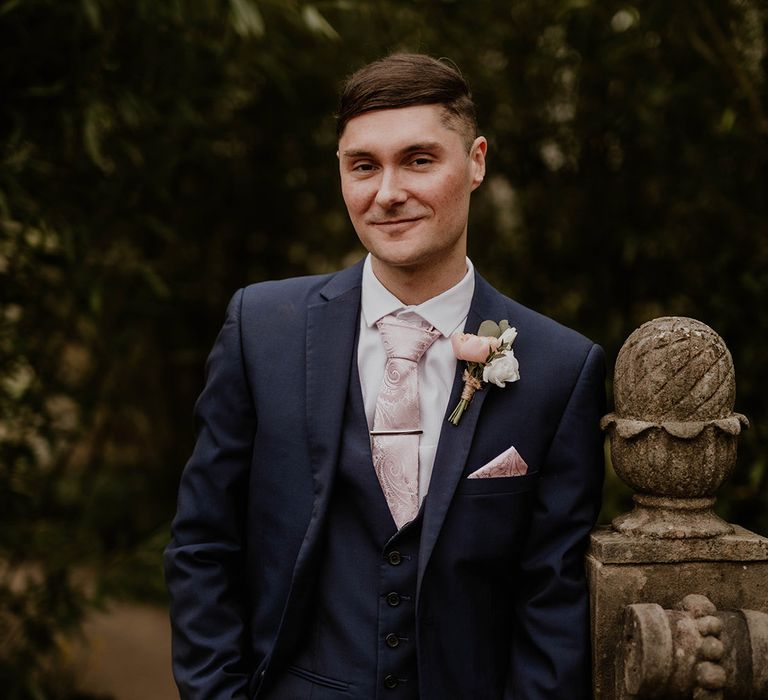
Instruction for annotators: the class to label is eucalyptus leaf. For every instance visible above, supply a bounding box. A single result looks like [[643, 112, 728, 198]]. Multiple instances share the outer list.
[[478, 320, 501, 337], [499, 319, 510, 332]]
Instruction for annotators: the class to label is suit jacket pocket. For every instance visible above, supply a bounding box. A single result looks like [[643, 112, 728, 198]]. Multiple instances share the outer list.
[[437, 473, 539, 568], [455, 471, 539, 496], [286, 665, 350, 692]]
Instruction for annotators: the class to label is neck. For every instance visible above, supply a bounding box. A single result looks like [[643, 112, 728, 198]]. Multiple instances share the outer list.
[[371, 255, 467, 306]]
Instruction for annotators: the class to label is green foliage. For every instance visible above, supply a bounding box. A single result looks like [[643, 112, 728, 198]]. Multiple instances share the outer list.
[[1, 0, 766, 693]]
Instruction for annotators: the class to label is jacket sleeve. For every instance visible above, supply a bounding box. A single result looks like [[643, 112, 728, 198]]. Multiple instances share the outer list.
[[164, 289, 256, 700], [506, 343, 606, 699]]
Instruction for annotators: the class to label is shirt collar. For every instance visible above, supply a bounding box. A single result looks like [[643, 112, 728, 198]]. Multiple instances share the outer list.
[[360, 254, 475, 338]]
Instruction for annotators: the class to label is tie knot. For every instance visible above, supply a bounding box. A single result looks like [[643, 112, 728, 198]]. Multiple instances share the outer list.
[[376, 315, 440, 362]]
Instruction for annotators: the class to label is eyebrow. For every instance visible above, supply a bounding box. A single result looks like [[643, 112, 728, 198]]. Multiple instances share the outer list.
[[341, 142, 444, 159]]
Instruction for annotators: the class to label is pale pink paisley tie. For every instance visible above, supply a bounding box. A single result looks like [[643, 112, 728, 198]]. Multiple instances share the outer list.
[[371, 315, 440, 529]]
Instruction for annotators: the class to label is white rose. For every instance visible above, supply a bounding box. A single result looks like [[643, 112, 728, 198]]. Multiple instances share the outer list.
[[498, 326, 518, 347], [482, 350, 520, 387]]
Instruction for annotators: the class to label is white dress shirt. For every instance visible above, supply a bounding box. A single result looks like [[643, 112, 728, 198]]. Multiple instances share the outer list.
[[357, 254, 475, 502]]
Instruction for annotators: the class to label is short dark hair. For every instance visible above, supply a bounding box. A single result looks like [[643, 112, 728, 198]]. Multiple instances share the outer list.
[[337, 53, 477, 147]]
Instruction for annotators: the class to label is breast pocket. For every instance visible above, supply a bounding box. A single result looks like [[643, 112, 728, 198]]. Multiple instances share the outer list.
[[445, 472, 540, 566], [454, 471, 539, 496]]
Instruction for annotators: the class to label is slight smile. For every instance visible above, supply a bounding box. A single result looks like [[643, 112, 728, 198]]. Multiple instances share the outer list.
[[369, 217, 424, 228]]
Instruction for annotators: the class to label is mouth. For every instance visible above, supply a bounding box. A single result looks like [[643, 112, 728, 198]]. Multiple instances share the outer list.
[[369, 217, 423, 227]]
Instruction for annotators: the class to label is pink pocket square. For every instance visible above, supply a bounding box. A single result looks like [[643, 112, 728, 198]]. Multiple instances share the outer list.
[[467, 445, 529, 479]]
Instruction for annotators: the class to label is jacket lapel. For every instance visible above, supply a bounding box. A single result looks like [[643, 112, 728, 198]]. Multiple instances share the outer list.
[[417, 274, 509, 592], [305, 262, 364, 521]]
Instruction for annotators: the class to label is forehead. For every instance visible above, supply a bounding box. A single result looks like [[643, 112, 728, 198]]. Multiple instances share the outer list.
[[338, 104, 463, 154]]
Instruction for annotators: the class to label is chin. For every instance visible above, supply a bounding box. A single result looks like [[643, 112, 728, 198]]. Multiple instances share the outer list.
[[372, 247, 449, 272], [365, 240, 422, 264]]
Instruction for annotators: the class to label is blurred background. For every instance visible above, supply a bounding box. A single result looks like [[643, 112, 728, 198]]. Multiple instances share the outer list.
[[1, 0, 766, 697]]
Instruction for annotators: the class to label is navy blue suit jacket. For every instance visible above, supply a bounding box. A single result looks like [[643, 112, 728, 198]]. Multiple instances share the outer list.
[[164, 260, 605, 699]]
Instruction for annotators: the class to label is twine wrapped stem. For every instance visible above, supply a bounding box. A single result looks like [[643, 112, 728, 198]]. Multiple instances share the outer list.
[[448, 369, 484, 426]]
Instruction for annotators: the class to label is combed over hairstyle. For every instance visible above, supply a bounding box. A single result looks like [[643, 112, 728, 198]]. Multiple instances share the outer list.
[[336, 53, 477, 148]]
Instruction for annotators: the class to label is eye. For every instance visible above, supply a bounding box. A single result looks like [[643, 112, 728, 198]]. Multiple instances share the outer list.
[[351, 162, 376, 173], [410, 156, 434, 167]]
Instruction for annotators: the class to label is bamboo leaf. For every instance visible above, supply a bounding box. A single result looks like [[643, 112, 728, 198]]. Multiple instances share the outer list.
[[301, 5, 339, 40], [83, 103, 114, 173], [81, 0, 101, 30], [230, 0, 265, 37]]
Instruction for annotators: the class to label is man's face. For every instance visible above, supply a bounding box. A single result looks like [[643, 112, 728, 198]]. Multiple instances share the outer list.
[[338, 104, 486, 280]]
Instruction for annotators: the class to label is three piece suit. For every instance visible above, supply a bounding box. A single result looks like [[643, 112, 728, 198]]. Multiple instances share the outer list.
[[164, 259, 605, 699]]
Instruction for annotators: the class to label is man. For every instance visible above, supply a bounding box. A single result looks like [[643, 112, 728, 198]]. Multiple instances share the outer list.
[[165, 53, 605, 699]]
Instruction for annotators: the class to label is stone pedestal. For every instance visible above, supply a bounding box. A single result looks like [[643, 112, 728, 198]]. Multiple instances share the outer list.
[[591, 317, 765, 698], [588, 525, 768, 698]]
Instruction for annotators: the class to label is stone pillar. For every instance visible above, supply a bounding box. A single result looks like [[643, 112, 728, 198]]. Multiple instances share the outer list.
[[588, 317, 768, 699]]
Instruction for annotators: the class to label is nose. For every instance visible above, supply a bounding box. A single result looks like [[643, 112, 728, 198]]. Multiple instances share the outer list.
[[374, 168, 408, 209]]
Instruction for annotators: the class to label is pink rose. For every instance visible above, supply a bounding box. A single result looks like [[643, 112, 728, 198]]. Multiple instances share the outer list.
[[451, 333, 500, 363]]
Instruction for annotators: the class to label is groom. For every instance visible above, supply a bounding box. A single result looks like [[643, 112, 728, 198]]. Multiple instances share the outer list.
[[165, 53, 605, 699]]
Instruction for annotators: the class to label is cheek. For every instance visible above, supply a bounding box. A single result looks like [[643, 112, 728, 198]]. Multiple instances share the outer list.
[[342, 183, 372, 217], [432, 174, 470, 215]]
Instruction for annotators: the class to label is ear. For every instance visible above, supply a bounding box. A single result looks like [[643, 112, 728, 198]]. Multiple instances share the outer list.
[[469, 136, 487, 191]]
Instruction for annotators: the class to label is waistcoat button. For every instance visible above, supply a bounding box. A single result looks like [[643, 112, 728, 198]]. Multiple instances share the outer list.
[[384, 674, 399, 689], [385, 633, 400, 648], [386, 592, 401, 607], [387, 550, 402, 566]]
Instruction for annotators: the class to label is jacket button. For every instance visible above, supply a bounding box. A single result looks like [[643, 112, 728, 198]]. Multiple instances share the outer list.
[[386, 592, 401, 607], [387, 550, 402, 566], [384, 674, 399, 689], [385, 633, 400, 648]]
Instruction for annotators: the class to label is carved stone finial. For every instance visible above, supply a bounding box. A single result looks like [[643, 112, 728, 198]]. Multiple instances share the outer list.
[[601, 317, 748, 538]]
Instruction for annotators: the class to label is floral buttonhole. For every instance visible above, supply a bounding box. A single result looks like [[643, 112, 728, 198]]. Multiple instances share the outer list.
[[448, 319, 520, 426]]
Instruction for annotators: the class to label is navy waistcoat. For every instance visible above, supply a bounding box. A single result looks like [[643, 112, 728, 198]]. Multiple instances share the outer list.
[[263, 364, 423, 700]]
